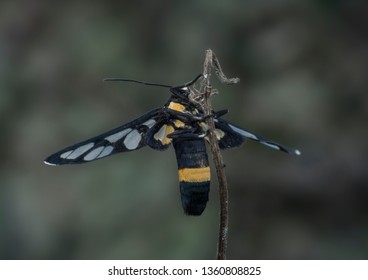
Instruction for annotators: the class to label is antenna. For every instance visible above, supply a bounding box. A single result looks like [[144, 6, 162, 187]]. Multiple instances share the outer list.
[[103, 78, 172, 88], [172, 74, 202, 88], [103, 74, 203, 89]]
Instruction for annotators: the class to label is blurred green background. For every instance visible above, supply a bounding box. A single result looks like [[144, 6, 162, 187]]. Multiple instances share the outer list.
[[1, 0, 368, 259]]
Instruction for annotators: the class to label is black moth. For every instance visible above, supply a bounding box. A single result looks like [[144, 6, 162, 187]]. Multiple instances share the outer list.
[[44, 74, 300, 216]]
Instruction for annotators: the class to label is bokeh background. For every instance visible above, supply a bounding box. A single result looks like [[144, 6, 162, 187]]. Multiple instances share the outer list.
[[1, 0, 368, 259]]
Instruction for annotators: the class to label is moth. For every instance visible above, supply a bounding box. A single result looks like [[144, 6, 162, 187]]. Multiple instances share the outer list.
[[44, 74, 300, 216]]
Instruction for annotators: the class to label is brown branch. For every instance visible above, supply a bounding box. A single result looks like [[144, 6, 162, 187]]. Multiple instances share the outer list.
[[193, 50, 239, 260]]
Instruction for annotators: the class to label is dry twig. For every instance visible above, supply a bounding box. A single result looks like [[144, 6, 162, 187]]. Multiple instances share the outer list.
[[191, 50, 239, 259]]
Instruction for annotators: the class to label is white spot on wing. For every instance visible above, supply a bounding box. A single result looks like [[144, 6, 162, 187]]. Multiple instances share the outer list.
[[105, 128, 131, 143], [229, 124, 258, 140], [124, 129, 141, 150], [214, 129, 225, 140], [295, 149, 301, 156], [97, 145, 114, 158], [154, 125, 167, 141], [66, 143, 94, 159], [199, 122, 209, 132], [60, 150, 73, 159], [262, 142, 280, 151], [44, 160, 57, 166], [84, 146, 104, 161], [143, 119, 156, 128]]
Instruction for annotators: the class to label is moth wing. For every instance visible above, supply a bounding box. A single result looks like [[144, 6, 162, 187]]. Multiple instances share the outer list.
[[44, 108, 161, 165], [215, 118, 301, 155], [145, 121, 175, 150]]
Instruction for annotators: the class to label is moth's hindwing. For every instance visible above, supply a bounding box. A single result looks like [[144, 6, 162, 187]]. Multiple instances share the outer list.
[[145, 122, 175, 150], [44, 108, 161, 165], [213, 119, 245, 149], [215, 118, 301, 155]]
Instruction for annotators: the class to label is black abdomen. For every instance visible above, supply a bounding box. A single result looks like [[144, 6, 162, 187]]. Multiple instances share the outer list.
[[173, 139, 210, 216]]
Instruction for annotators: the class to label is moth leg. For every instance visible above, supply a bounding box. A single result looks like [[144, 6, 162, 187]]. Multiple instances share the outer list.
[[167, 128, 206, 140], [165, 108, 205, 122], [213, 109, 228, 118], [199, 109, 229, 120], [166, 109, 226, 123]]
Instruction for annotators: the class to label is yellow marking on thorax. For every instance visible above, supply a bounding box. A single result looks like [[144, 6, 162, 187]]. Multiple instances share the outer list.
[[168, 102, 185, 112], [178, 167, 211, 183]]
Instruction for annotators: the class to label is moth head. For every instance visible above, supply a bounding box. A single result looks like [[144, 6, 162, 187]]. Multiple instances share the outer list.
[[169, 86, 190, 100], [170, 74, 202, 101]]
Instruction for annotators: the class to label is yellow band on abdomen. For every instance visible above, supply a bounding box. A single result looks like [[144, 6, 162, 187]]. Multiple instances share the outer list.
[[178, 167, 211, 182]]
